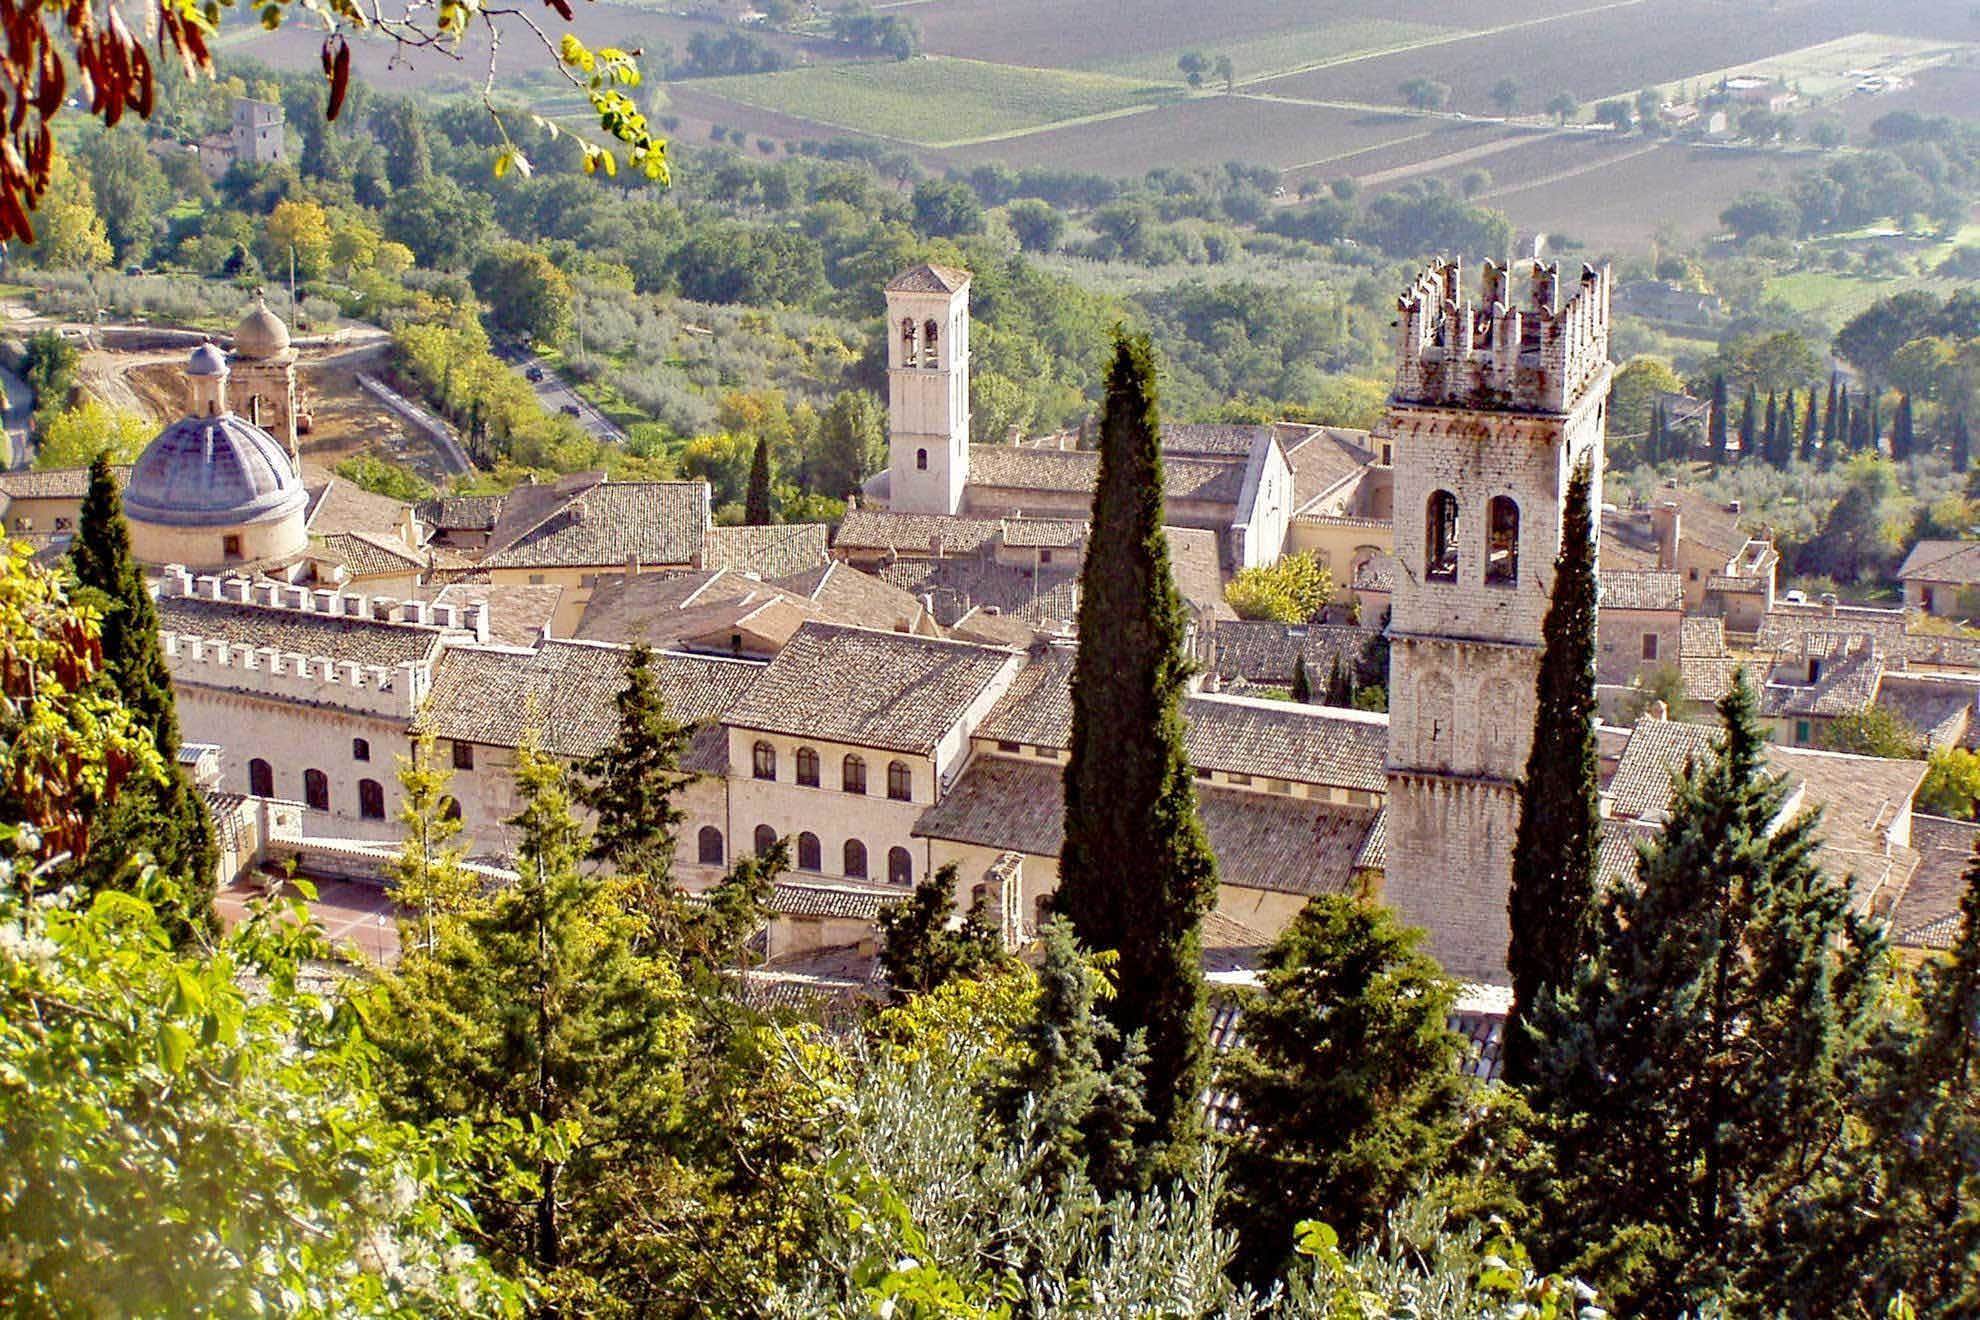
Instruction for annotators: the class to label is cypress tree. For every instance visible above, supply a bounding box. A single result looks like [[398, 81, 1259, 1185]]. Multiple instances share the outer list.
[[1736, 381, 1758, 462], [1800, 389, 1820, 463], [1823, 373, 1839, 448], [1503, 461, 1601, 1085], [1891, 393, 1915, 462], [69, 451, 217, 939], [1057, 331, 1219, 1180], [1954, 412, 1972, 473], [1760, 390, 1779, 466], [1870, 391, 1884, 454], [1708, 373, 1730, 464], [1529, 675, 1889, 1312], [744, 433, 773, 526], [581, 642, 691, 878], [1323, 652, 1354, 707], [1290, 652, 1313, 704]]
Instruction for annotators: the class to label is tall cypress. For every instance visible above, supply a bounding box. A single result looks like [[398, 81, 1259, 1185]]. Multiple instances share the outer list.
[[1736, 381, 1758, 462], [1800, 389, 1819, 463], [1529, 675, 1888, 1312], [1954, 412, 1972, 473], [1503, 461, 1601, 1085], [1290, 652, 1313, 704], [744, 433, 773, 526], [1760, 390, 1779, 466], [1648, 399, 1667, 464], [1823, 373, 1840, 449], [1708, 373, 1730, 464], [1891, 393, 1915, 462], [1057, 331, 1219, 1180], [69, 452, 217, 939]]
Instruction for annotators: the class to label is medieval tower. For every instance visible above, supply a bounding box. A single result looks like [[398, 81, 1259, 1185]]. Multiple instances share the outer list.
[[1381, 257, 1611, 979], [884, 262, 971, 516], [228, 291, 300, 470]]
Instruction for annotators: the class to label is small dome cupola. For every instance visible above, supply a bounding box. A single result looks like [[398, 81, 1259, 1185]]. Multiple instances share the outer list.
[[186, 341, 229, 417], [232, 290, 291, 360]]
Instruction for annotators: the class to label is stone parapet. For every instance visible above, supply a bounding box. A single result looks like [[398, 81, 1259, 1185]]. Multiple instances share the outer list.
[[155, 564, 490, 643], [162, 632, 425, 719], [1393, 257, 1611, 415]]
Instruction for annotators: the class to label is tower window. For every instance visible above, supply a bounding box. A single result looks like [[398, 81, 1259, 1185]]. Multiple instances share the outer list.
[[698, 826, 725, 865], [888, 846, 912, 886], [1642, 633, 1660, 661], [352, 737, 370, 762], [923, 318, 939, 366], [900, 317, 918, 365], [887, 760, 913, 801], [1486, 496, 1519, 586], [223, 534, 243, 560], [916, 448, 928, 471], [1425, 490, 1459, 582]]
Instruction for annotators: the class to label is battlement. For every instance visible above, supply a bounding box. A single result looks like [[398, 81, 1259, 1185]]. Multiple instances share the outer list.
[[162, 631, 427, 719], [154, 565, 491, 643], [1392, 257, 1611, 415]]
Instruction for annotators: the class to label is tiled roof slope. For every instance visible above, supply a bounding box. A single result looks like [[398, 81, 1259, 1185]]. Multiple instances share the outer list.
[[1898, 539, 1980, 586], [885, 262, 969, 293], [1208, 621, 1377, 687], [427, 582, 565, 648], [1601, 569, 1683, 611], [721, 622, 1017, 754], [0, 465, 129, 499], [482, 480, 709, 570], [774, 562, 929, 633], [413, 640, 758, 761], [422, 494, 504, 531], [1163, 423, 1271, 458], [968, 445, 1245, 505], [913, 755, 1378, 894], [702, 522, 830, 579], [834, 509, 1001, 555], [1890, 814, 1980, 950], [305, 479, 414, 538], [314, 531, 424, 577], [158, 594, 442, 668]]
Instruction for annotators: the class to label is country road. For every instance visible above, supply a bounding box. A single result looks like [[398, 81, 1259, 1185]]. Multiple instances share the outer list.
[[501, 349, 626, 446]]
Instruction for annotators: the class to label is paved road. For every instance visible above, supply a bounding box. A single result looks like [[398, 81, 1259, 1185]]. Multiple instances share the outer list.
[[0, 360, 32, 469], [502, 349, 626, 445]]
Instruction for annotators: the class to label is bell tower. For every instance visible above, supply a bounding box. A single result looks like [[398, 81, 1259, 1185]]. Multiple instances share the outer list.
[[1381, 257, 1611, 980], [884, 263, 970, 516]]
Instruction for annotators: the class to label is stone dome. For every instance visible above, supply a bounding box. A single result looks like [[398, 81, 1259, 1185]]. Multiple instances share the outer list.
[[187, 342, 228, 377], [124, 413, 306, 528], [232, 296, 291, 359]]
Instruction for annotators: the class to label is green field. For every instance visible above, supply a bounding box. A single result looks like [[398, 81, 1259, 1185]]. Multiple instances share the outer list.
[[693, 56, 1175, 146], [1080, 19, 1454, 85]]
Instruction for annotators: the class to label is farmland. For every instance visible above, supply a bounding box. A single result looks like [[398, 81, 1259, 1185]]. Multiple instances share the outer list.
[[1078, 19, 1450, 84]]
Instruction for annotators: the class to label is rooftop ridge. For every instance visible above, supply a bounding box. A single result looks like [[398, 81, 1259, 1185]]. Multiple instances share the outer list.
[[1187, 688, 1393, 727], [1393, 256, 1611, 414], [155, 564, 490, 643]]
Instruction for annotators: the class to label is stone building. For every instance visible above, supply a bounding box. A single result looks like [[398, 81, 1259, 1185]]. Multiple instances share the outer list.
[[1381, 257, 1613, 979], [228, 292, 300, 461]]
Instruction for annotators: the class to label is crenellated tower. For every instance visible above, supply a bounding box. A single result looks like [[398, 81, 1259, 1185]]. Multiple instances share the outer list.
[[884, 262, 971, 516], [1381, 257, 1611, 979]]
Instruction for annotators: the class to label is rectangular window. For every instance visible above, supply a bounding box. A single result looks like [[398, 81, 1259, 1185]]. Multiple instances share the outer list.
[[579, 573, 599, 588], [529, 574, 546, 585], [1269, 779, 1291, 795], [1227, 773, 1252, 786], [1641, 633, 1660, 661], [452, 741, 474, 770], [1193, 766, 1212, 780], [997, 740, 1022, 753], [1795, 720, 1812, 745], [1035, 746, 1060, 760], [223, 534, 242, 559]]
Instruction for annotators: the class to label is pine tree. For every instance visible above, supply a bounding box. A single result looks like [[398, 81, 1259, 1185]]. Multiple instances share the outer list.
[[581, 643, 690, 877], [1708, 373, 1730, 464], [1290, 652, 1313, 704], [1504, 462, 1601, 1085], [1057, 331, 1219, 1180], [1891, 392, 1915, 462], [1955, 412, 1973, 473], [1800, 389, 1820, 464], [744, 433, 773, 526], [1736, 381, 1758, 462], [1529, 675, 1889, 1312], [1000, 918, 1149, 1196], [1221, 895, 1469, 1277], [388, 735, 478, 955], [373, 741, 690, 1287], [876, 863, 1005, 1000], [68, 451, 216, 939]]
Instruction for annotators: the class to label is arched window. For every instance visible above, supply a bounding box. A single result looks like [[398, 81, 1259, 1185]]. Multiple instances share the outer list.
[[752, 741, 777, 781], [248, 758, 273, 797], [358, 778, 385, 820], [887, 760, 913, 802], [441, 795, 463, 822], [352, 737, 371, 762], [303, 769, 329, 812], [900, 317, 918, 364], [1486, 496, 1519, 586], [796, 746, 820, 787], [1425, 490, 1460, 582], [698, 826, 725, 865], [797, 831, 822, 871], [842, 755, 867, 795], [915, 448, 928, 471], [754, 824, 777, 856], [843, 838, 868, 879], [922, 318, 939, 366], [888, 846, 912, 886]]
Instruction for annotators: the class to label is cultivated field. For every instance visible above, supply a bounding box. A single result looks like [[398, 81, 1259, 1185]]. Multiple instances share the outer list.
[[1483, 143, 1795, 250], [1079, 19, 1449, 84], [694, 56, 1174, 146]]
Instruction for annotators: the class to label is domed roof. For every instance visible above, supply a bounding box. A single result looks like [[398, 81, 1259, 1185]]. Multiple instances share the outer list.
[[124, 413, 306, 529], [233, 295, 290, 359], [187, 342, 227, 377]]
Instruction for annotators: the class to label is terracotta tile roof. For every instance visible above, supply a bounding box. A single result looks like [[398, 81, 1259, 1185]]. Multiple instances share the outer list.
[[885, 262, 969, 293], [1208, 620, 1377, 687], [1601, 569, 1683, 612], [1355, 807, 1388, 871], [1163, 423, 1271, 458], [426, 582, 565, 649], [481, 479, 709, 570], [304, 479, 414, 538], [1759, 603, 1907, 651], [1185, 693, 1389, 793], [313, 530, 424, 578], [949, 607, 1041, 647], [876, 557, 1082, 627], [1898, 539, 1980, 586], [702, 522, 830, 579], [968, 445, 1245, 505], [977, 650, 1077, 746], [1604, 716, 1721, 821], [1166, 526, 1237, 620], [1876, 674, 1978, 748], [1894, 814, 1980, 949], [0, 465, 128, 499], [912, 755, 1378, 895], [775, 561, 929, 632], [577, 569, 809, 647], [421, 494, 504, 531], [1759, 635, 1884, 718], [768, 880, 896, 922], [1353, 554, 1397, 593], [158, 594, 442, 668], [1283, 427, 1373, 512], [999, 517, 1087, 549], [1906, 632, 1980, 673], [834, 509, 1001, 555], [720, 622, 1017, 755], [412, 640, 759, 761]]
